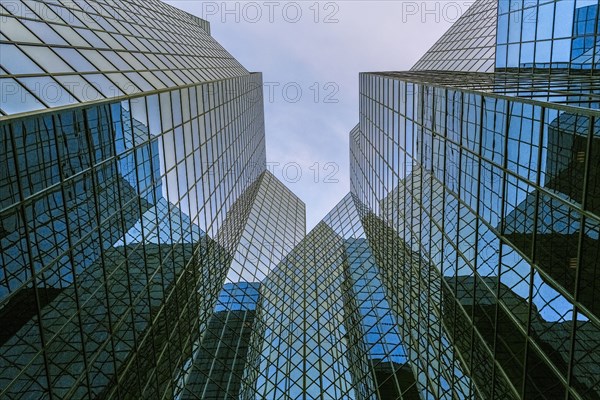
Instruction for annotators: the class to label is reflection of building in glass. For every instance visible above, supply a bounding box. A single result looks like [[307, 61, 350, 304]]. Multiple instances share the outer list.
[[497, 0, 600, 71], [571, 4, 600, 67], [2, 0, 600, 399], [504, 112, 600, 317], [181, 282, 260, 399]]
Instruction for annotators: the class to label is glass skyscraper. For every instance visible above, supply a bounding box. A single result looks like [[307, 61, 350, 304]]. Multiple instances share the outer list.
[[1, 0, 599, 399], [347, 0, 599, 398], [0, 1, 304, 398]]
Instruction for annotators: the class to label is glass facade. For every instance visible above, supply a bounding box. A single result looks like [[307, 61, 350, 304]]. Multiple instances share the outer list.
[[0, 0, 245, 115], [496, 0, 600, 71], [242, 194, 425, 399], [2, 0, 600, 399], [180, 282, 260, 399], [348, 0, 600, 398], [354, 70, 599, 398], [410, 0, 498, 73], [180, 171, 305, 399], [0, 72, 276, 398], [0, 1, 305, 399]]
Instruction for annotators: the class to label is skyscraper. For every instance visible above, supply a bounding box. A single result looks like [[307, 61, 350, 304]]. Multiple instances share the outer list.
[[0, 1, 304, 399], [345, 0, 599, 397], [1, 0, 599, 399]]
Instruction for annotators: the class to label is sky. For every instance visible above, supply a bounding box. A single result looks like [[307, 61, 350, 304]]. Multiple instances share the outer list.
[[166, 0, 474, 230]]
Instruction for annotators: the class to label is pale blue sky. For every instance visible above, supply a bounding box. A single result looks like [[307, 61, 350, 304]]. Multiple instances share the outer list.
[[167, 0, 470, 229]]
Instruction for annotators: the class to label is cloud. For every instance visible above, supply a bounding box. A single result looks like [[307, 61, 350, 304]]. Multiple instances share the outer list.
[[166, 0, 466, 229]]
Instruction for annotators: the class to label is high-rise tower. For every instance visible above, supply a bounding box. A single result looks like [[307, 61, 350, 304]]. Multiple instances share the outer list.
[[348, 0, 600, 398], [0, 1, 304, 399]]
